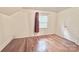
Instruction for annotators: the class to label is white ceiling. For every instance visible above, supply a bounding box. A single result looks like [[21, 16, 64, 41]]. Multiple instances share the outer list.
[[0, 7, 69, 15], [24, 7, 69, 12]]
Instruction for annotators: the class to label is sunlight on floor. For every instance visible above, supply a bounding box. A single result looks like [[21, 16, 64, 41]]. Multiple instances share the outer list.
[[36, 39, 47, 52]]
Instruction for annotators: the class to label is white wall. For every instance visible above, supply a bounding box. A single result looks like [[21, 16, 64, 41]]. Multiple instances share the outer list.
[[11, 10, 30, 38], [56, 8, 79, 45], [56, 12, 64, 37]]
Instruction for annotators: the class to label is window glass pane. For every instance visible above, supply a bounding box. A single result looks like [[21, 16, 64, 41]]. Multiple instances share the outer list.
[[39, 15, 48, 28], [39, 23, 47, 28], [39, 16, 48, 22]]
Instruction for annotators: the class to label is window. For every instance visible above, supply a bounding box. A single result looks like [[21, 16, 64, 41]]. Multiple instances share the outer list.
[[39, 15, 48, 28]]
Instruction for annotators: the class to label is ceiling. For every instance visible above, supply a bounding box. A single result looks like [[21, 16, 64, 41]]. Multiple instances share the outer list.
[[0, 7, 69, 15], [24, 7, 69, 12]]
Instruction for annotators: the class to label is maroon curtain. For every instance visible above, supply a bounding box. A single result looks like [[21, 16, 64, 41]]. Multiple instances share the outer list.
[[34, 12, 39, 33]]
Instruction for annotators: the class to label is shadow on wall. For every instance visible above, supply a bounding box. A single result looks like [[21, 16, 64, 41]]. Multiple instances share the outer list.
[[64, 26, 79, 45]]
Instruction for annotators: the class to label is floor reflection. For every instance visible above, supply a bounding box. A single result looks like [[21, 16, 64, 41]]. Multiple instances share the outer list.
[[36, 39, 48, 52]]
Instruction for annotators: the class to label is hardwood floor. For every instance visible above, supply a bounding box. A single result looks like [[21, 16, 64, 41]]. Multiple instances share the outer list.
[[1, 34, 79, 52]]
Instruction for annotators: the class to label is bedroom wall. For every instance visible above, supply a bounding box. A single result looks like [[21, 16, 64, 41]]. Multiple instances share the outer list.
[[11, 10, 30, 38], [56, 12, 64, 37], [0, 15, 4, 51], [56, 8, 79, 45]]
